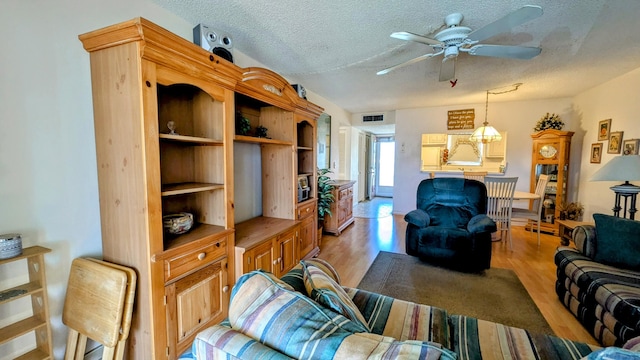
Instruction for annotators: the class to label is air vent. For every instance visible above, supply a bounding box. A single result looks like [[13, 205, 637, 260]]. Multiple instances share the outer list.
[[362, 114, 384, 122]]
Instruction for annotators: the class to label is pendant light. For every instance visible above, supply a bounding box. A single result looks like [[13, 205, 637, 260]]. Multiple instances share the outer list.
[[469, 90, 502, 144]]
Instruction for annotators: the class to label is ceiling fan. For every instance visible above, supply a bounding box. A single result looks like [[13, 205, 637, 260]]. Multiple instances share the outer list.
[[377, 5, 543, 81]]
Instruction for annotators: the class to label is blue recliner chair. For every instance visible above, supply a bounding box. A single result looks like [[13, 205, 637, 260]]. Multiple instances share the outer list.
[[404, 178, 497, 271]]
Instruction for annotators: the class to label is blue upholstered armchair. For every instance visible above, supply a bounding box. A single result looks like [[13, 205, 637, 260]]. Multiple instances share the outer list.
[[404, 178, 497, 271]]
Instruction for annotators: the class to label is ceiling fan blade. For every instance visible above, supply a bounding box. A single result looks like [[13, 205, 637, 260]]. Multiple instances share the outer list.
[[469, 44, 541, 59], [467, 5, 543, 42], [391, 31, 443, 46], [377, 53, 433, 75], [439, 58, 456, 82]]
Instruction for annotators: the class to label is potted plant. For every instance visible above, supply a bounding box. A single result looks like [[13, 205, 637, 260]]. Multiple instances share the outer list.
[[557, 201, 584, 221], [316, 168, 335, 236]]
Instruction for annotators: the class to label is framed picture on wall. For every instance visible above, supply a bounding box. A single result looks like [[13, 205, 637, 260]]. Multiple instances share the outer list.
[[598, 119, 611, 141], [590, 143, 603, 163], [608, 131, 624, 154], [623, 139, 640, 155]]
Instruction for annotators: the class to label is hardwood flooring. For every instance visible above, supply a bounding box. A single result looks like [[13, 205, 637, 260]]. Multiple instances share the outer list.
[[316, 212, 598, 345]]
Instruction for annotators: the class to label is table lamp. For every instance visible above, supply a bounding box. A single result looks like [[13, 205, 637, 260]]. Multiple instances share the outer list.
[[590, 155, 640, 219]]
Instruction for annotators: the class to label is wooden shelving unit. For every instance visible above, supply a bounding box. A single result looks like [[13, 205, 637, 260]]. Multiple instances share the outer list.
[[80, 17, 324, 359], [0, 246, 52, 360]]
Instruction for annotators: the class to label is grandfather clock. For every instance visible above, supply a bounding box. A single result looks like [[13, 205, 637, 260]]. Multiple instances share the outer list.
[[530, 129, 574, 235]]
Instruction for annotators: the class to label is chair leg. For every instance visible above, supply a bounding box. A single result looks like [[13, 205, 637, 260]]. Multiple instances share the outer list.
[[507, 221, 513, 250], [536, 220, 541, 246]]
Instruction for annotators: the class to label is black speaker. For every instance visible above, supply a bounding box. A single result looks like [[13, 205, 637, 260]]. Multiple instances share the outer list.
[[193, 24, 234, 63]]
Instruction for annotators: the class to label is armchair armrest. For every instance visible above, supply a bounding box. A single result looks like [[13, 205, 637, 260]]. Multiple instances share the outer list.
[[404, 209, 430, 228], [467, 214, 497, 234], [572, 225, 597, 258]]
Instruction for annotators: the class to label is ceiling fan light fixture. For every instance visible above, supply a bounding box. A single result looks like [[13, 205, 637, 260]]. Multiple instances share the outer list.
[[470, 90, 502, 144]]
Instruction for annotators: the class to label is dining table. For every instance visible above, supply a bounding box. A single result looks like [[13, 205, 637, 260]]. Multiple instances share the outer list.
[[513, 190, 541, 200], [488, 190, 540, 242]]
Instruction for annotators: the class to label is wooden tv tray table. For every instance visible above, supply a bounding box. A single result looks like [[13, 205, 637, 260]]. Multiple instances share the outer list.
[[556, 219, 593, 246]]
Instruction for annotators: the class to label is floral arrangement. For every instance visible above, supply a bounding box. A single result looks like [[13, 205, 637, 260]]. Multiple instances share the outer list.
[[557, 201, 584, 221], [534, 112, 564, 131]]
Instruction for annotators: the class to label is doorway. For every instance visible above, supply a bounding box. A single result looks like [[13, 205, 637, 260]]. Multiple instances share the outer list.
[[375, 136, 395, 197]]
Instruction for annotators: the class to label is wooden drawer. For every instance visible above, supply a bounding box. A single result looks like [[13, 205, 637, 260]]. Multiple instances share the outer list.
[[339, 188, 350, 200], [164, 238, 227, 283], [297, 201, 316, 219]]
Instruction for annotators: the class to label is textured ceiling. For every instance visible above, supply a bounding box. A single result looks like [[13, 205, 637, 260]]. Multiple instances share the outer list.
[[151, 0, 640, 114]]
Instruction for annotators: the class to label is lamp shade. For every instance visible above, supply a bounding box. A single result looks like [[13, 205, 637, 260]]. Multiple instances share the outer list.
[[469, 125, 502, 144], [591, 155, 640, 182]]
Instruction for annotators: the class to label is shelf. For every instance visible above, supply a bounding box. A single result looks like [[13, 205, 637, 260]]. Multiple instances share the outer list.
[[0, 316, 47, 344], [297, 146, 313, 151], [235, 217, 300, 250], [163, 223, 229, 251], [14, 348, 49, 360], [161, 182, 224, 196], [160, 134, 223, 145], [0, 281, 41, 305], [234, 135, 292, 146], [0, 246, 50, 266]]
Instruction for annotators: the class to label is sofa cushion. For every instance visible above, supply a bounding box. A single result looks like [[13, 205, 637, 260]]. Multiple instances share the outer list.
[[593, 213, 640, 270], [229, 270, 370, 359], [345, 287, 451, 350], [450, 314, 598, 360], [228, 270, 449, 359], [303, 263, 371, 332], [333, 332, 455, 360]]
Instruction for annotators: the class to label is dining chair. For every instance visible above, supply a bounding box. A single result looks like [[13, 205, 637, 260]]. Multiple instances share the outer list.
[[511, 174, 550, 246], [463, 171, 488, 183], [484, 177, 518, 250], [62, 258, 137, 360]]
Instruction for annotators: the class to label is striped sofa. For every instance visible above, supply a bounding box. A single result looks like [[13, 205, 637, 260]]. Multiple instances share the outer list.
[[183, 259, 604, 359], [555, 218, 640, 347]]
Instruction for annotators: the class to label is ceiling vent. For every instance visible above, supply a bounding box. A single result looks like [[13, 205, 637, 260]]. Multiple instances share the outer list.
[[362, 114, 384, 122]]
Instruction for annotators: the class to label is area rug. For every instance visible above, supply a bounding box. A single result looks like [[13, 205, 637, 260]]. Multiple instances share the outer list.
[[357, 251, 554, 335]]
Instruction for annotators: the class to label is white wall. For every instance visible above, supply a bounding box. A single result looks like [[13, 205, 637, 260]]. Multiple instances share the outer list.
[[393, 97, 578, 214], [0, 1, 353, 358], [0, 1, 194, 358], [573, 67, 640, 221]]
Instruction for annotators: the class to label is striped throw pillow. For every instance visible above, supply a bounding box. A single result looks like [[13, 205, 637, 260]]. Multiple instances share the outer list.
[[303, 263, 371, 332]]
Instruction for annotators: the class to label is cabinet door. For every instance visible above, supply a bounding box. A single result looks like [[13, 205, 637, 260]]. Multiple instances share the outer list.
[[276, 228, 298, 277], [345, 187, 353, 219], [245, 240, 275, 273], [298, 215, 316, 258], [165, 258, 229, 358]]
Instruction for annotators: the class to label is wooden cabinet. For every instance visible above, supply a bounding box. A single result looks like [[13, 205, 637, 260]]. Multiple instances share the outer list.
[[324, 180, 356, 235], [0, 246, 52, 360], [530, 130, 574, 235], [80, 18, 237, 359], [235, 217, 300, 278], [80, 18, 323, 359]]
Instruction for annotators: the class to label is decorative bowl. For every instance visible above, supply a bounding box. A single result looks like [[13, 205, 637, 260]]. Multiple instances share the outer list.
[[163, 212, 194, 235], [0, 233, 22, 259]]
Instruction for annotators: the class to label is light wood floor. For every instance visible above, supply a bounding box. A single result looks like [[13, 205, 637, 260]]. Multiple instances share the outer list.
[[316, 213, 598, 345]]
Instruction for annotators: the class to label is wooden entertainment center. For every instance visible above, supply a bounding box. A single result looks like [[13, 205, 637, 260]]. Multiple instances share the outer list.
[[79, 18, 323, 359]]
